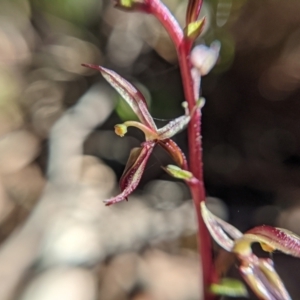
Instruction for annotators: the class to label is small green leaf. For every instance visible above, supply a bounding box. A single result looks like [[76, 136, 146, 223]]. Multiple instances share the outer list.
[[162, 164, 193, 180], [210, 278, 248, 298], [184, 17, 206, 40]]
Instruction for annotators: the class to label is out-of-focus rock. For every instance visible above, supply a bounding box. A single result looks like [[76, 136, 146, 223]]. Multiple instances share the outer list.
[[98, 252, 140, 300], [40, 213, 103, 267], [38, 193, 196, 268], [0, 179, 14, 223], [0, 130, 40, 174], [144, 180, 185, 210], [19, 267, 97, 300], [3, 164, 45, 209], [139, 249, 200, 300], [80, 155, 116, 198], [47, 36, 102, 75]]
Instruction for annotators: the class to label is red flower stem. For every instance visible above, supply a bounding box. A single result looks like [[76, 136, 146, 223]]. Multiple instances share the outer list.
[[179, 44, 216, 300], [147, 1, 217, 299], [147, 0, 183, 48]]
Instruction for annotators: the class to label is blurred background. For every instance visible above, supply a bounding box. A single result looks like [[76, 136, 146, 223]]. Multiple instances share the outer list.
[[1, 0, 300, 299]]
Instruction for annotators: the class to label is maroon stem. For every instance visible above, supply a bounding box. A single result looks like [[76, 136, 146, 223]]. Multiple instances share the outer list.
[[178, 44, 216, 300], [147, 1, 216, 299], [147, 0, 183, 48]]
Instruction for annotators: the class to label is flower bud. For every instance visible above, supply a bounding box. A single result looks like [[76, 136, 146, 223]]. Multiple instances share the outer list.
[[190, 41, 221, 76]]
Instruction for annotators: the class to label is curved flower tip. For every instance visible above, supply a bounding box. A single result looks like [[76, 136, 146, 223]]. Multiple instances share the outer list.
[[104, 143, 154, 206]]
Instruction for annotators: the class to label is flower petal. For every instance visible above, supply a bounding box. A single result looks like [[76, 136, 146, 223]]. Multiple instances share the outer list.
[[104, 142, 155, 205], [201, 202, 243, 252], [239, 264, 278, 300], [158, 139, 188, 169], [157, 99, 204, 140], [258, 258, 291, 300], [82, 64, 157, 130]]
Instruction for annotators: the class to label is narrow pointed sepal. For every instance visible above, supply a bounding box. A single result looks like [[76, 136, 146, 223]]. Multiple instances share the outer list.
[[81, 64, 157, 130], [158, 139, 188, 169], [157, 114, 190, 140], [201, 202, 243, 252], [104, 142, 155, 205]]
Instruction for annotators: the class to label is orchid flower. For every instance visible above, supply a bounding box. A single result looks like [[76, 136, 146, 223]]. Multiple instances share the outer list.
[[152, 163, 300, 299], [82, 64, 202, 205], [201, 202, 300, 300]]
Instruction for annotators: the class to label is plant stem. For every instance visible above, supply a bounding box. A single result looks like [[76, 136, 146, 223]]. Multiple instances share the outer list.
[[147, 0, 183, 48], [147, 1, 217, 299], [178, 43, 216, 300]]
